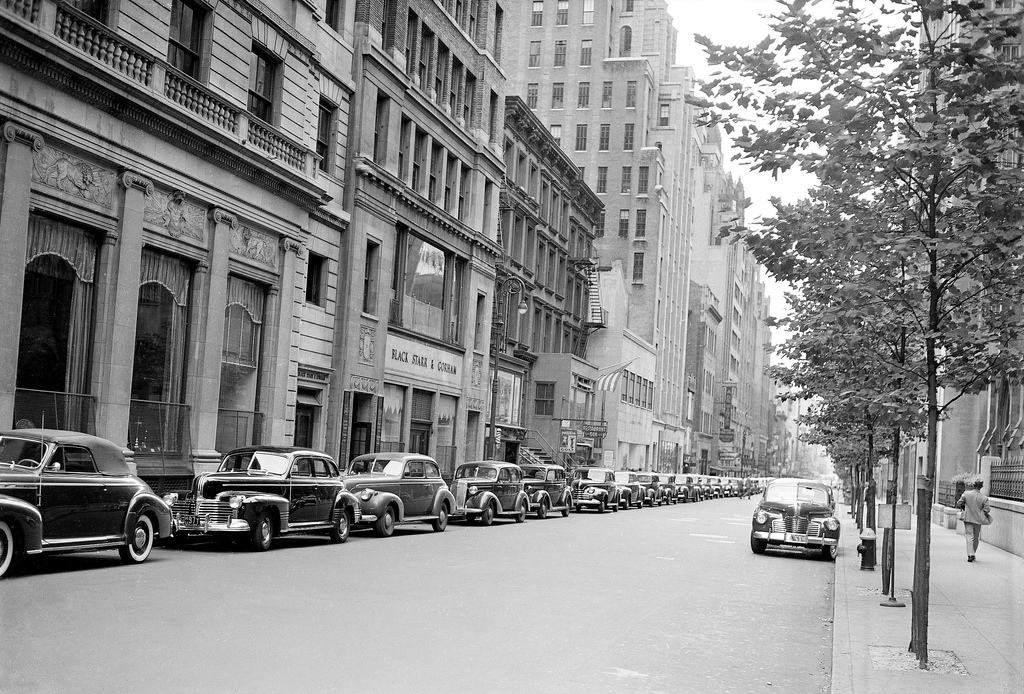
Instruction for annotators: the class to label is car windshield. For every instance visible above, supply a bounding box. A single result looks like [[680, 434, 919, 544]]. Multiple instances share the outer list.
[[575, 469, 606, 481], [348, 458, 391, 474], [765, 484, 829, 505], [379, 460, 405, 477], [219, 451, 291, 475], [456, 464, 497, 480], [522, 467, 546, 479], [637, 474, 652, 483], [614, 472, 633, 482], [0, 436, 47, 468]]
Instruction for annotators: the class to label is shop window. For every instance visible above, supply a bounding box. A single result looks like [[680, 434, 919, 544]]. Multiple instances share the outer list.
[[393, 231, 465, 343]]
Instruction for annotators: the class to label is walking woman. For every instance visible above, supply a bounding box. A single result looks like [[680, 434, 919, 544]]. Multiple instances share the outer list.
[[956, 479, 993, 563]]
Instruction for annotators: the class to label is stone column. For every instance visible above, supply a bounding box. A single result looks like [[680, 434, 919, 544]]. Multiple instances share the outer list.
[[187, 209, 235, 469], [262, 238, 303, 443], [91, 170, 150, 446], [0, 122, 43, 427]]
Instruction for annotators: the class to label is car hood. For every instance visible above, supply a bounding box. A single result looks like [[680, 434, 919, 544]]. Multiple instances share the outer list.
[[344, 473, 398, 489], [196, 472, 285, 498], [0, 467, 39, 482], [759, 499, 832, 516]]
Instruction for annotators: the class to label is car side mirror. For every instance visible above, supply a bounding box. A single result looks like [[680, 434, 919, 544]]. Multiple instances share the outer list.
[[46, 461, 62, 472]]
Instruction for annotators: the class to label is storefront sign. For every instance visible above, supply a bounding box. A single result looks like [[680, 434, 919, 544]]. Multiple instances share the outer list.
[[559, 429, 577, 453], [580, 421, 608, 438], [385, 334, 462, 388]]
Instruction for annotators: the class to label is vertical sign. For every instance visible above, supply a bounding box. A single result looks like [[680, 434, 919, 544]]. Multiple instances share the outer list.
[[339, 391, 353, 463], [374, 395, 383, 452]]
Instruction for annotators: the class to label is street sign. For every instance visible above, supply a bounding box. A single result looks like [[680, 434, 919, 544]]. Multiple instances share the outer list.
[[580, 422, 608, 437], [559, 429, 577, 453]]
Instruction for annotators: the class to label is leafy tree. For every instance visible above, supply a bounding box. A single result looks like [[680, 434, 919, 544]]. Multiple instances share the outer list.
[[698, 0, 1024, 666]]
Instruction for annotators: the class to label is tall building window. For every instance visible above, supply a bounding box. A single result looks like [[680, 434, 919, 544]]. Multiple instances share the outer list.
[[602, 81, 612, 108], [529, 41, 541, 67], [625, 0, 635, 10], [363, 241, 380, 314], [635, 209, 647, 237], [632, 252, 645, 281], [305, 253, 327, 306], [619, 210, 630, 237], [527, 83, 539, 108], [325, 0, 344, 32], [575, 124, 588, 151], [398, 116, 412, 180], [599, 124, 610, 150], [412, 129, 426, 190], [626, 80, 637, 107], [577, 82, 590, 109], [552, 82, 564, 109], [596, 166, 607, 193], [638, 166, 649, 194], [373, 94, 390, 165], [532, 0, 543, 26], [71, 0, 110, 22], [550, 124, 562, 146], [620, 26, 632, 56], [554, 40, 566, 67], [418, 26, 434, 87], [594, 213, 605, 237], [535, 382, 555, 415], [247, 44, 278, 123], [464, 71, 476, 123], [580, 39, 593, 66], [621, 166, 631, 193], [582, 0, 594, 24], [556, 0, 569, 25], [623, 123, 634, 150], [168, 0, 205, 80], [316, 98, 336, 174], [659, 102, 670, 126]]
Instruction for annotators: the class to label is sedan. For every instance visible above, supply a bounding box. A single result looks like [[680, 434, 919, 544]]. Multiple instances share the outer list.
[[750, 478, 841, 561]]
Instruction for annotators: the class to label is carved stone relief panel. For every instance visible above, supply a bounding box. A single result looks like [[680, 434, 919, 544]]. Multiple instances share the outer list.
[[230, 224, 279, 268], [143, 189, 206, 241], [31, 146, 116, 208], [358, 325, 375, 366], [471, 356, 483, 389]]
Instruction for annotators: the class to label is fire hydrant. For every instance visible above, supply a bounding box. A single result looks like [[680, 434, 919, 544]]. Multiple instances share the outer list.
[[857, 528, 876, 571]]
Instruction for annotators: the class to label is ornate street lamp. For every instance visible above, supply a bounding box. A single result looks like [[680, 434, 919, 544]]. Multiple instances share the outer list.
[[487, 276, 529, 459]]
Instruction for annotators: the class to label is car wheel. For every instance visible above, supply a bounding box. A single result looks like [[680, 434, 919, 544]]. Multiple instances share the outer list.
[[574, 504, 581, 513], [515, 500, 528, 523], [432, 504, 449, 532], [480, 503, 495, 526], [119, 514, 155, 564], [537, 499, 548, 520], [250, 511, 274, 551], [636, 497, 643, 509], [375, 506, 396, 537], [0, 520, 16, 578], [596, 498, 606, 514], [561, 501, 571, 518], [612, 497, 619, 512], [329, 509, 350, 544], [821, 544, 838, 561], [750, 535, 768, 554]]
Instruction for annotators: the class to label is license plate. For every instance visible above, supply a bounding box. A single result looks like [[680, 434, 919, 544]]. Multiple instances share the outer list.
[[788, 533, 807, 543], [178, 514, 202, 527]]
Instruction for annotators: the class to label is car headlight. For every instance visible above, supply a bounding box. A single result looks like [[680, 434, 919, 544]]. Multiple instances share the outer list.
[[162, 492, 178, 505], [824, 517, 840, 531], [228, 495, 244, 509], [755, 509, 768, 524], [585, 486, 597, 495], [525, 484, 533, 493], [468, 485, 479, 496], [360, 489, 378, 501]]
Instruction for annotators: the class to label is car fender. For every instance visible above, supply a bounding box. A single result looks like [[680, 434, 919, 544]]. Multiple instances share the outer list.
[[528, 489, 550, 508], [0, 494, 43, 553], [237, 494, 290, 529], [124, 491, 173, 539], [466, 490, 498, 512], [558, 489, 573, 506], [332, 489, 360, 517], [358, 490, 406, 520], [513, 490, 529, 511], [430, 487, 456, 515]]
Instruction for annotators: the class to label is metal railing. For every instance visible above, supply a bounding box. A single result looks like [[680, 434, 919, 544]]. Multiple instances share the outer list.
[[435, 445, 457, 478], [13, 388, 96, 434], [936, 480, 957, 507], [990, 461, 1024, 502], [216, 409, 263, 452], [129, 400, 192, 477]]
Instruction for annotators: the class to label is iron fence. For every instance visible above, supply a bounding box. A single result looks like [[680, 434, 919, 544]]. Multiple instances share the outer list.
[[129, 399, 192, 477], [13, 389, 96, 434], [990, 461, 1024, 502], [937, 480, 957, 507]]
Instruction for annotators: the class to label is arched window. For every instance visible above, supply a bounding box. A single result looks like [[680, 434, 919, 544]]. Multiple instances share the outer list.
[[620, 26, 632, 56]]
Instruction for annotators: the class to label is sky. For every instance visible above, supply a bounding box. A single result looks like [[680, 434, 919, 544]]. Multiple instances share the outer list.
[[665, 0, 817, 321]]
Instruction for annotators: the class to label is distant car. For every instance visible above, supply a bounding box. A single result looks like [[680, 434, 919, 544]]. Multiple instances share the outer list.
[[750, 478, 841, 561], [676, 475, 699, 502], [168, 446, 360, 551], [450, 461, 530, 525], [614, 471, 645, 509], [571, 467, 620, 513], [658, 474, 679, 505], [0, 429, 172, 577], [520, 463, 572, 518], [344, 453, 455, 536], [636, 472, 663, 506], [709, 477, 724, 498]]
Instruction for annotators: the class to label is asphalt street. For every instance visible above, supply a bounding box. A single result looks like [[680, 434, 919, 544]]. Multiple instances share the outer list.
[[0, 496, 834, 694]]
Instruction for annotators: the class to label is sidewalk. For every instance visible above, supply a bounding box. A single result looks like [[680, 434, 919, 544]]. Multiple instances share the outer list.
[[831, 504, 1024, 693]]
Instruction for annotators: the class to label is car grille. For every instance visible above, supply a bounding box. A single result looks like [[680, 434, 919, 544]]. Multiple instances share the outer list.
[[771, 515, 823, 536], [454, 481, 467, 508], [173, 498, 233, 524]]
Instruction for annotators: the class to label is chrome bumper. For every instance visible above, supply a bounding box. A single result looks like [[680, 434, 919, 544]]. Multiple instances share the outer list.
[[752, 530, 838, 546], [174, 516, 251, 534]]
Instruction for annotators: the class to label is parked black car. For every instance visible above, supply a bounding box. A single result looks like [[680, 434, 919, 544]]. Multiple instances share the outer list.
[[344, 453, 455, 536], [168, 446, 360, 550], [0, 429, 171, 577], [750, 478, 841, 561], [571, 467, 620, 513], [520, 463, 572, 518], [450, 461, 530, 525]]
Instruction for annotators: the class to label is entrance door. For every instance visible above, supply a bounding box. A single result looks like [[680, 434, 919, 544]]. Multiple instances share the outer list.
[[409, 423, 430, 455], [294, 405, 315, 448], [350, 422, 371, 460]]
